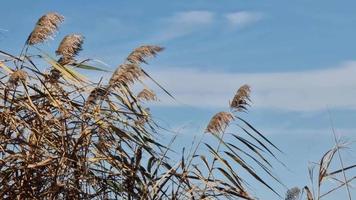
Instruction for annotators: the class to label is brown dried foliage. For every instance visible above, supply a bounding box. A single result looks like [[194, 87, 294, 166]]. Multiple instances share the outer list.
[[0, 12, 289, 200]]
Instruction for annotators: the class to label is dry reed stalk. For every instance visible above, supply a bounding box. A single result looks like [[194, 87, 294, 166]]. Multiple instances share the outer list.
[[26, 12, 64, 45], [304, 186, 314, 200], [328, 111, 353, 200], [137, 89, 157, 101], [230, 84, 251, 112], [205, 111, 234, 135], [126, 45, 164, 64]]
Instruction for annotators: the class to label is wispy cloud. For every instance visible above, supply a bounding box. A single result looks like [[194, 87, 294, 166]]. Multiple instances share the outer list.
[[153, 11, 215, 41], [147, 61, 356, 111], [171, 11, 214, 25], [151, 10, 264, 42], [224, 11, 263, 28]]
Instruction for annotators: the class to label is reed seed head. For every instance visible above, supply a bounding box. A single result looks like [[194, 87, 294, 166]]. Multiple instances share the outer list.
[[109, 64, 143, 86], [56, 34, 84, 63], [230, 84, 251, 112], [27, 12, 64, 45], [47, 68, 62, 82], [8, 70, 28, 86], [137, 89, 157, 101], [205, 111, 234, 135], [285, 187, 300, 200], [127, 45, 164, 64]]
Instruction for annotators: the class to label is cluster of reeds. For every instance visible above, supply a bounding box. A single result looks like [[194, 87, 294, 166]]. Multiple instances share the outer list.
[[0, 12, 287, 199]]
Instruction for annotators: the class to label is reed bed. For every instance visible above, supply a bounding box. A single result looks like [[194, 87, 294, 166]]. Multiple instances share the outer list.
[[0, 12, 353, 200]]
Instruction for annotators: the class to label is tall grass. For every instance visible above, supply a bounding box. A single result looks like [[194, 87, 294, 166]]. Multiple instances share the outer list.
[[0, 12, 354, 200]]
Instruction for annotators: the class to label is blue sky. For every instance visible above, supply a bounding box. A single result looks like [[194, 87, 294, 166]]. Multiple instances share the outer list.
[[1, 0, 355, 199]]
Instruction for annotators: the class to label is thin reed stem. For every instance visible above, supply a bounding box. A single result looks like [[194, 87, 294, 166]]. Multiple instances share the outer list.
[[327, 109, 352, 200]]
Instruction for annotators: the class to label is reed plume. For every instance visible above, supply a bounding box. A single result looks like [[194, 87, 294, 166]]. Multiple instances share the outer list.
[[47, 68, 62, 82], [26, 12, 64, 45], [137, 89, 157, 101], [285, 187, 300, 200], [8, 70, 27, 86], [127, 45, 164, 64], [230, 84, 251, 112], [109, 64, 143, 86], [205, 111, 234, 135], [56, 34, 84, 65]]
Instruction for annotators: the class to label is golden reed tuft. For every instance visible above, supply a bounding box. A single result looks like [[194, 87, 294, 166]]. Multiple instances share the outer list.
[[26, 12, 64, 45], [205, 111, 234, 135], [137, 89, 157, 101], [8, 70, 28, 87], [230, 84, 251, 112], [109, 64, 143, 86], [127, 45, 164, 64], [56, 34, 84, 64]]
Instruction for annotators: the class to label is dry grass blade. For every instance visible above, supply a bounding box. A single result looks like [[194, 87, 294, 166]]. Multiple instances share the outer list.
[[205, 112, 234, 135], [42, 53, 87, 83], [318, 147, 337, 185], [320, 176, 356, 198], [127, 45, 164, 64], [0, 61, 13, 74], [26, 12, 64, 45], [304, 186, 314, 200], [27, 158, 53, 169]]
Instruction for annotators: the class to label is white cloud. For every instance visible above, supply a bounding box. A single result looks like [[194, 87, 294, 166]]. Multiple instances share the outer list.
[[151, 10, 264, 42], [172, 11, 214, 25], [146, 61, 356, 111], [225, 11, 263, 28], [153, 11, 215, 41]]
